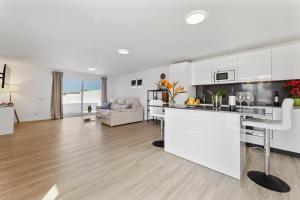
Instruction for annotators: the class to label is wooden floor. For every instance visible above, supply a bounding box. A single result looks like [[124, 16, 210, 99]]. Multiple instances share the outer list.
[[0, 117, 300, 200]]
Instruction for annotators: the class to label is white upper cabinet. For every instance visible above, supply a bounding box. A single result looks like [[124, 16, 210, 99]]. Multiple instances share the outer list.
[[191, 60, 211, 85], [237, 49, 272, 82], [272, 43, 300, 80], [211, 55, 238, 70]]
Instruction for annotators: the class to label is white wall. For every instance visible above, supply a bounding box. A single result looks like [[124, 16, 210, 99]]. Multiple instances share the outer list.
[[108, 66, 169, 119], [0, 57, 52, 122]]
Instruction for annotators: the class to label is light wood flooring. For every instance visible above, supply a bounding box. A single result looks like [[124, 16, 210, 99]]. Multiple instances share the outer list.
[[0, 117, 300, 200]]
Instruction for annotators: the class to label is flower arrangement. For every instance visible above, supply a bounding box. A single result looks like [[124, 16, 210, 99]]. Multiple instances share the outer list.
[[285, 80, 300, 97], [285, 80, 300, 106], [156, 79, 186, 104]]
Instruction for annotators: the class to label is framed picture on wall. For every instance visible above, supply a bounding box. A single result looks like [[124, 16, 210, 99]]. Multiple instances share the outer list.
[[131, 80, 137, 87], [137, 79, 142, 87]]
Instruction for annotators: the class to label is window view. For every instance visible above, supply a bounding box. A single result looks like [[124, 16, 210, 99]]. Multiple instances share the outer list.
[[83, 79, 101, 113], [63, 77, 101, 117]]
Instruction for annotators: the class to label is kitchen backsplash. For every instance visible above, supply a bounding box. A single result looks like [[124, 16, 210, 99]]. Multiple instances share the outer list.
[[196, 81, 289, 106]]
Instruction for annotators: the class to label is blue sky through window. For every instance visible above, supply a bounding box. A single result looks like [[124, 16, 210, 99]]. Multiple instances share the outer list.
[[63, 79, 101, 93]]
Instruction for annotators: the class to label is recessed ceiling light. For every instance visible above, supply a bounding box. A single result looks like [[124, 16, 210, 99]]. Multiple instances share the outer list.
[[185, 10, 207, 25], [118, 49, 130, 55], [88, 68, 96, 71]]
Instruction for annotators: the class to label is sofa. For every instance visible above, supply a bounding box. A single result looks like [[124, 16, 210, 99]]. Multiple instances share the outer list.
[[96, 97, 144, 127]]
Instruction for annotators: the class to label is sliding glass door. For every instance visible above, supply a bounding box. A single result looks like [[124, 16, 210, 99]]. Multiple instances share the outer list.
[[83, 79, 101, 114], [62, 77, 101, 117]]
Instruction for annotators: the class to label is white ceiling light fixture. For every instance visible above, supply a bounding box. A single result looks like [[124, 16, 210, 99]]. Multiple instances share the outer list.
[[118, 49, 130, 55], [88, 67, 96, 71], [185, 10, 207, 25]]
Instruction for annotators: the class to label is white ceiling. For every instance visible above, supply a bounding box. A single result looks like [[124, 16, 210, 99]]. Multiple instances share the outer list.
[[0, 0, 300, 76]]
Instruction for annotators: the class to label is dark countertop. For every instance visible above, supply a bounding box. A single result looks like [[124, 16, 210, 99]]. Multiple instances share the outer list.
[[150, 104, 266, 117]]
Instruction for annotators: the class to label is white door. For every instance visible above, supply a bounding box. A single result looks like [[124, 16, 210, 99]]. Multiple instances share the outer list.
[[237, 49, 272, 82], [191, 60, 212, 85], [272, 43, 300, 80]]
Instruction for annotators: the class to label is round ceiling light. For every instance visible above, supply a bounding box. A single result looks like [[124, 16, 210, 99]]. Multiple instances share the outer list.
[[118, 49, 130, 55], [88, 68, 96, 71], [185, 10, 207, 25]]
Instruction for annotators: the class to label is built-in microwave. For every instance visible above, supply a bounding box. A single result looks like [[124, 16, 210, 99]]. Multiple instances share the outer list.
[[213, 68, 237, 83]]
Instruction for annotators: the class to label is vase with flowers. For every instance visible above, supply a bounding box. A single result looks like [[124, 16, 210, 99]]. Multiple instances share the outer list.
[[156, 79, 186, 105], [284, 80, 300, 106]]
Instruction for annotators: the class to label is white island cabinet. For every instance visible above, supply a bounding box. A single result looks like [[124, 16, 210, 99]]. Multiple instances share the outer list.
[[164, 108, 246, 180], [0, 106, 14, 135]]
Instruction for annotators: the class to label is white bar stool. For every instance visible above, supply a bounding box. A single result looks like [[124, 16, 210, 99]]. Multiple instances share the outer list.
[[149, 100, 165, 148], [242, 98, 294, 192]]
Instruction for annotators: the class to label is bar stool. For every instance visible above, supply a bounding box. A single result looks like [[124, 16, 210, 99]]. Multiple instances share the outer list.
[[242, 98, 294, 192], [149, 100, 165, 148]]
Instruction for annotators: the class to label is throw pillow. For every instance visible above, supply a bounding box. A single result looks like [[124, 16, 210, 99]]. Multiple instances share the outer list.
[[100, 102, 112, 109]]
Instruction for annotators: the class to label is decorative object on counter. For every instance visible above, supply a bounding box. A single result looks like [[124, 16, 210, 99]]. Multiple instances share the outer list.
[[244, 92, 254, 107], [87, 105, 92, 113], [162, 91, 169, 103], [208, 89, 225, 110], [156, 79, 186, 105], [236, 92, 245, 108], [185, 97, 200, 107], [274, 91, 280, 107], [228, 87, 236, 111], [284, 80, 300, 106]]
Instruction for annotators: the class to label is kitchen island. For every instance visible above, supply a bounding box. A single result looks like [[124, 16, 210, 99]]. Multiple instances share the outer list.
[[155, 104, 266, 180]]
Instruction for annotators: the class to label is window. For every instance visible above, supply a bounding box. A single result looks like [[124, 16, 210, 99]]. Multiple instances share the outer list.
[[62, 77, 101, 117], [83, 79, 101, 113]]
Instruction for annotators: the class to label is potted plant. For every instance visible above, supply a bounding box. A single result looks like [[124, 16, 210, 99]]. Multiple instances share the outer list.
[[285, 80, 300, 106], [208, 89, 225, 109], [87, 105, 92, 113], [156, 79, 186, 105]]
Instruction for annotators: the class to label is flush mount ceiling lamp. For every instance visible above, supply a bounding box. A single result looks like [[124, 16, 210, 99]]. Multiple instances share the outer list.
[[88, 68, 96, 71], [118, 49, 130, 55], [185, 10, 207, 25]]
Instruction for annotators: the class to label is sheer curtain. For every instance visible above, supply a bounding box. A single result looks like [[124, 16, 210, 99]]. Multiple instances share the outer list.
[[101, 77, 107, 105], [51, 71, 63, 119]]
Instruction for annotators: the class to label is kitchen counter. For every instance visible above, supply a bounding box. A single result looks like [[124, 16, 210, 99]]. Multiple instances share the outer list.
[[151, 104, 266, 118], [163, 106, 246, 180]]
